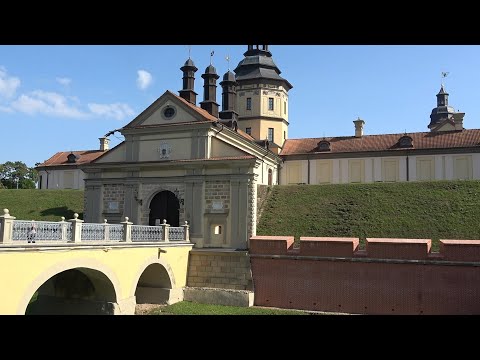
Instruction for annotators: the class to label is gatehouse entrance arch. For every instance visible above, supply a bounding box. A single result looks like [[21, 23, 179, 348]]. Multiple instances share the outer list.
[[149, 191, 180, 227]]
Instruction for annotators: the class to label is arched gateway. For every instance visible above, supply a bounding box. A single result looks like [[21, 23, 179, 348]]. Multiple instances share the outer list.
[[149, 191, 180, 226]]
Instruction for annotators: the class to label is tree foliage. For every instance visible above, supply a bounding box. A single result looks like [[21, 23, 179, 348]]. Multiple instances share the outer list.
[[0, 161, 38, 189]]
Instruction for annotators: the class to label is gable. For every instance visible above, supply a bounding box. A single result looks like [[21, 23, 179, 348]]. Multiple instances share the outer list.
[[433, 120, 456, 132], [124, 91, 216, 129], [210, 137, 250, 158], [94, 143, 126, 163]]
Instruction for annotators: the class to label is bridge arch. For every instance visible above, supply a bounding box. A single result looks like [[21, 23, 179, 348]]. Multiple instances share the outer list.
[[131, 257, 177, 305], [18, 258, 121, 315]]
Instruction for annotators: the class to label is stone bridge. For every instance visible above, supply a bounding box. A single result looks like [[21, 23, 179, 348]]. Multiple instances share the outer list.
[[0, 210, 193, 315]]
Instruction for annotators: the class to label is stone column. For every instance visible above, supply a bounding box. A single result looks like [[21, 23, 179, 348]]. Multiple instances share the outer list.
[[182, 221, 190, 241], [0, 209, 16, 244], [121, 217, 133, 242], [69, 213, 84, 243], [59, 216, 68, 242], [161, 219, 170, 242]]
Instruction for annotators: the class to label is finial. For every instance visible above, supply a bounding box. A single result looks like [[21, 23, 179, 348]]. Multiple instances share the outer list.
[[210, 50, 215, 65], [125, 216, 129, 222], [3, 209, 9, 215], [73, 213, 79, 219], [163, 219, 167, 224], [188, 45, 191, 59], [104, 219, 108, 223], [226, 54, 230, 71], [61, 216, 65, 221], [441, 71, 449, 87], [185, 221, 188, 225]]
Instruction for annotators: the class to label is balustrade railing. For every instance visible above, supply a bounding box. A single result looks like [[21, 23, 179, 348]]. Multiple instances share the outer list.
[[0, 209, 189, 245], [131, 225, 163, 242]]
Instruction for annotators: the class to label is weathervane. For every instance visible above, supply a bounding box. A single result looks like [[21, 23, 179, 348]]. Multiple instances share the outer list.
[[188, 45, 191, 59], [441, 71, 449, 87], [226, 54, 230, 70], [210, 50, 215, 65]]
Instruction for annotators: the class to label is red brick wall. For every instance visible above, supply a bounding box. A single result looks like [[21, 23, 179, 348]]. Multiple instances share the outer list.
[[249, 237, 480, 315]]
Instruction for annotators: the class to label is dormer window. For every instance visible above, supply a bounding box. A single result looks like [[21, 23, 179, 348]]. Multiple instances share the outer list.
[[67, 153, 77, 163], [317, 140, 331, 152], [398, 135, 413, 148]]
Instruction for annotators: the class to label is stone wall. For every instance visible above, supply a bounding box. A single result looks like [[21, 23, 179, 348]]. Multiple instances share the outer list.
[[250, 236, 480, 315], [204, 180, 230, 212], [186, 250, 253, 291], [139, 183, 185, 225], [103, 184, 125, 220]]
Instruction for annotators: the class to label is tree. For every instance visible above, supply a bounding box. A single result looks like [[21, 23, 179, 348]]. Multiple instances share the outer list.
[[0, 161, 38, 189]]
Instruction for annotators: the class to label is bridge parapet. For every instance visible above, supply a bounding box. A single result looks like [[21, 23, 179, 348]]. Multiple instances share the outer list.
[[0, 209, 190, 245]]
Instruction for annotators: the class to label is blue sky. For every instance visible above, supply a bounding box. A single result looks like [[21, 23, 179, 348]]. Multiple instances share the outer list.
[[1, 45, 479, 168]]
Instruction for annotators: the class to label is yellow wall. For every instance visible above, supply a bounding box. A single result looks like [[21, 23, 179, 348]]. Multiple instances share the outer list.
[[315, 160, 333, 184], [416, 157, 435, 181], [96, 143, 126, 163], [141, 100, 201, 126], [382, 158, 399, 182], [210, 137, 249, 158], [349, 159, 365, 183], [0, 244, 192, 315], [453, 155, 472, 180], [138, 137, 192, 161]]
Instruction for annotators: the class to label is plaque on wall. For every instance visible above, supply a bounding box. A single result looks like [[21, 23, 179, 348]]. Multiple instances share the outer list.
[[158, 143, 172, 159], [108, 201, 119, 213]]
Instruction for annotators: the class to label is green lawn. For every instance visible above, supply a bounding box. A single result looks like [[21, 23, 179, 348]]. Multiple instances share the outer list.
[[145, 301, 309, 315], [0, 189, 84, 221], [257, 180, 480, 251]]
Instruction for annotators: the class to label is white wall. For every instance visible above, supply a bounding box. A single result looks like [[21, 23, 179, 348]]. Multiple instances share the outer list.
[[38, 169, 85, 190], [281, 152, 480, 185]]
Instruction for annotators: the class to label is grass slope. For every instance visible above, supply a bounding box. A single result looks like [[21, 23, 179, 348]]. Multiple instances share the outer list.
[[146, 301, 307, 315], [257, 180, 480, 251], [0, 189, 84, 221]]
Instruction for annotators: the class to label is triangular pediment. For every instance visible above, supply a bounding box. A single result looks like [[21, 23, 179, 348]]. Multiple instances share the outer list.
[[123, 90, 217, 129], [432, 119, 455, 132]]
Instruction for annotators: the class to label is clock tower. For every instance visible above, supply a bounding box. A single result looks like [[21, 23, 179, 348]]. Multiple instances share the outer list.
[[234, 45, 293, 153]]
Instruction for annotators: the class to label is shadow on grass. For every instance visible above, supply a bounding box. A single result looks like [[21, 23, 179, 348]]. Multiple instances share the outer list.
[[40, 207, 83, 220]]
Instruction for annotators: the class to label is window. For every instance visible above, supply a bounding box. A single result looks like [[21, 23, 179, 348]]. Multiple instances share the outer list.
[[284, 131, 286, 141], [246, 127, 252, 135], [268, 128, 274, 143], [268, 98, 274, 111], [214, 225, 222, 235], [284, 101, 286, 114], [162, 106, 176, 119], [246, 97, 252, 110]]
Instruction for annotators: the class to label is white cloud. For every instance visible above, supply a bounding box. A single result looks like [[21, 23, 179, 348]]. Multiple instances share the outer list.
[[11, 90, 87, 118], [136, 69, 153, 90], [0, 66, 21, 98], [0, 105, 13, 113], [56, 77, 72, 86], [87, 102, 135, 121]]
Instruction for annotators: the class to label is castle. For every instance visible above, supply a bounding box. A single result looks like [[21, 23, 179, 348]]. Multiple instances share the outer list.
[[36, 45, 480, 249]]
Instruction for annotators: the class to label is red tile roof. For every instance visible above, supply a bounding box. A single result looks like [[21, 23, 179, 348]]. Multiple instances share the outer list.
[[168, 91, 218, 122], [280, 129, 480, 156], [37, 150, 106, 167]]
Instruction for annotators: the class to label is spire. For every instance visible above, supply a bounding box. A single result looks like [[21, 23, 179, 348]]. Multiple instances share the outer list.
[[436, 84, 449, 107], [179, 57, 198, 105], [429, 83, 456, 130], [200, 63, 219, 118]]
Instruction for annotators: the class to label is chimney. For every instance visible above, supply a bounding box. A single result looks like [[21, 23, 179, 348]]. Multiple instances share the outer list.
[[353, 118, 365, 138], [99, 137, 110, 151], [200, 64, 220, 118], [453, 112, 465, 131]]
